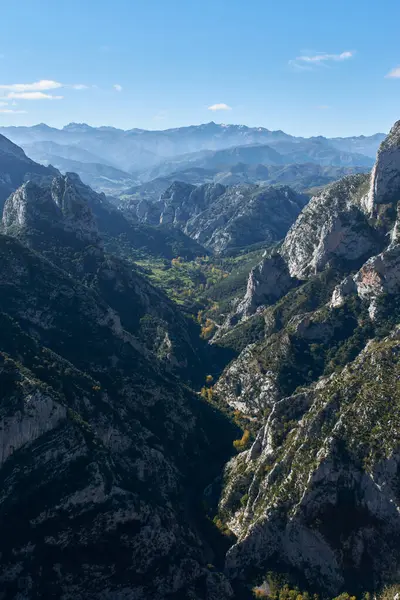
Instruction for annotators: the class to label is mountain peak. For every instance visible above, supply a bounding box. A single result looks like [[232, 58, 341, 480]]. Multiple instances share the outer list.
[[0, 133, 29, 160], [3, 175, 100, 246], [366, 119, 400, 213], [380, 119, 400, 150], [63, 122, 94, 132]]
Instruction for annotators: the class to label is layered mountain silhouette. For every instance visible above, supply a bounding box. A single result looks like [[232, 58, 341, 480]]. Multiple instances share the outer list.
[[0, 122, 382, 195]]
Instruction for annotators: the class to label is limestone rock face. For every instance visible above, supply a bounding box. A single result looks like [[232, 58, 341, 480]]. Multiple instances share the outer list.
[[0, 233, 235, 600], [220, 334, 400, 595], [281, 174, 376, 279], [214, 342, 283, 415], [354, 244, 400, 299], [130, 182, 307, 253], [235, 144, 400, 318], [330, 275, 357, 308], [0, 362, 66, 467], [184, 185, 307, 254], [211, 121, 400, 596], [237, 253, 294, 317], [233, 174, 379, 318], [134, 181, 225, 227], [365, 120, 400, 214], [161, 181, 225, 226], [331, 244, 400, 318], [3, 175, 100, 245]]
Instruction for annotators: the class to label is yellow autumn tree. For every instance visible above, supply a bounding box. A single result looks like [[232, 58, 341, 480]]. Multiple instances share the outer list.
[[233, 429, 251, 452]]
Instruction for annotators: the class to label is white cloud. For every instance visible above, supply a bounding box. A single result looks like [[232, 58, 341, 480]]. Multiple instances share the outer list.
[[0, 101, 8, 107], [113, 84, 123, 92], [208, 103, 232, 111], [290, 51, 354, 69], [299, 51, 353, 63], [386, 67, 400, 79], [0, 80, 63, 92], [0, 109, 27, 114], [0, 80, 92, 99], [6, 91, 63, 100]]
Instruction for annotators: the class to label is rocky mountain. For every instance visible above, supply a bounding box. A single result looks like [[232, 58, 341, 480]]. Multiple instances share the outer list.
[[204, 120, 400, 597], [0, 232, 236, 599], [138, 145, 286, 182], [183, 186, 308, 254], [123, 164, 369, 204], [268, 138, 375, 168], [230, 172, 380, 320], [0, 157, 241, 598], [3, 172, 217, 381], [0, 138, 206, 259], [0, 134, 56, 210], [139, 143, 374, 185], [23, 140, 109, 164], [124, 181, 308, 253], [22, 141, 135, 193], [328, 132, 386, 158], [221, 330, 400, 595]]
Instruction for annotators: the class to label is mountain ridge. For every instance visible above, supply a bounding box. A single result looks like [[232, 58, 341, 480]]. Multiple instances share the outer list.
[[0, 123, 383, 192]]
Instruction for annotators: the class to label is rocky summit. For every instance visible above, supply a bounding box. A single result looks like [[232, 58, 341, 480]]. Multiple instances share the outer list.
[[0, 119, 400, 600]]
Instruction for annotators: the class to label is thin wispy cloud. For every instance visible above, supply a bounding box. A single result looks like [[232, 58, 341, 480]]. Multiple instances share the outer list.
[[0, 80, 92, 101], [6, 91, 63, 100], [0, 80, 63, 92], [0, 109, 27, 114], [386, 67, 400, 78], [113, 84, 123, 92], [290, 51, 354, 70], [208, 103, 232, 111]]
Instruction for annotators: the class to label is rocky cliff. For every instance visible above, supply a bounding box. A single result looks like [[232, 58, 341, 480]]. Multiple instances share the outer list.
[[235, 170, 390, 319], [0, 158, 241, 597], [209, 120, 400, 596], [0, 230, 236, 599], [221, 331, 400, 596], [128, 182, 307, 254], [0, 133, 55, 210], [2, 173, 209, 384]]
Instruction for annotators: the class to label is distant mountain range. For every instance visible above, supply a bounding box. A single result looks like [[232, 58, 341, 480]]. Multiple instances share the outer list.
[[22, 141, 136, 194], [121, 163, 369, 204], [0, 122, 384, 195]]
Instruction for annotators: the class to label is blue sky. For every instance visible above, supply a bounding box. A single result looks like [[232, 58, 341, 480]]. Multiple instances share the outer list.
[[1, 0, 399, 136]]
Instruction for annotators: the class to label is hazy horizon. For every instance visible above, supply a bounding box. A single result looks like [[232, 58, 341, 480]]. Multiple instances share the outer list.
[[1, 0, 400, 137], [0, 119, 388, 138]]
